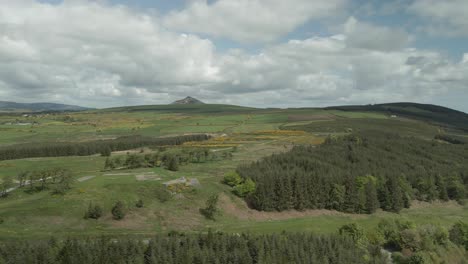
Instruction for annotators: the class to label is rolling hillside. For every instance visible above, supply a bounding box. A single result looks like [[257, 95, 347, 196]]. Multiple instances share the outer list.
[[0, 101, 467, 262], [325, 102, 468, 132], [0, 101, 90, 112]]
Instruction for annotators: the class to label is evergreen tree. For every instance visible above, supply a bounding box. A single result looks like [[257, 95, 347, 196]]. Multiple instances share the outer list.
[[112, 201, 126, 220], [166, 156, 179, 171], [101, 147, 112, 157], [200, 195, 220, 220], [104, 157, 114, 170], [387, 177, 404, 213], [343, 177, 359, 213], [0, 175, 14, 197], [84, 203, 103, 219], [436, 174, 449, 201], [365, 181, 380, 214], [236, 131, 467, 214], [329, 184, 345, 211]]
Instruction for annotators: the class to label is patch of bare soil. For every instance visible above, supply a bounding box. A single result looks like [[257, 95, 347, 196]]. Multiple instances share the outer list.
[[112, 148, 148, 155], [219, 193, 350, 221], [104, 173, 133, 176], [135, 173, 161, 181], [77, 176, 95, 182], [135, 172, 161, 181]]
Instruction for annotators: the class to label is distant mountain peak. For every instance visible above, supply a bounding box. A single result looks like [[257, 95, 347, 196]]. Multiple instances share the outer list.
[[171, 96, 204, 105]]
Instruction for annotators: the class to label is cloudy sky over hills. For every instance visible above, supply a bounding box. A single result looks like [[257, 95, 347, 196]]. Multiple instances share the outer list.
[[0, 0, 467, 111]]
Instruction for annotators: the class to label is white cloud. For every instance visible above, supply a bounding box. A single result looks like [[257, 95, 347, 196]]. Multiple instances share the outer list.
[[0, 1, 466, 111], [0, 0, 220, 106], [206, 26, 467, 108], [344, 17, 410, 51], [410, 0, 468, 37], [163, 0, 347, 43]]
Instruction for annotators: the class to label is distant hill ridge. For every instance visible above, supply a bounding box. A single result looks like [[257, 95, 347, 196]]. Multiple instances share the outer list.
[[326, 102, 468, 132], [0, 101, 90, 112], [171, 96, 204, 105]]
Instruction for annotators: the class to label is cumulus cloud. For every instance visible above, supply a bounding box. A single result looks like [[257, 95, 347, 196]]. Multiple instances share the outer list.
[[409, 0, 468, 37], [0, 0, 220, 106], [163, 0, 347, 43], [343, 17, 410, 51], [0, 1, 466, 111], [208, 32, 468, 108]]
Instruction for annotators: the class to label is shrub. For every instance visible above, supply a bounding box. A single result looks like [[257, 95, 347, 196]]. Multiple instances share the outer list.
[[449, 222, 468, 250], [233, 178, 256, 197], [339, 223, 366, 247], [165, 155, 179, 171], [406, 253, 428, 264], [111, 201, 126, 220], [135, 199, 144, 208], [155, 187, 171, 203], [223, 171, 242, 187], [84, 203, 103, 220], [399, 229, 422, 252]]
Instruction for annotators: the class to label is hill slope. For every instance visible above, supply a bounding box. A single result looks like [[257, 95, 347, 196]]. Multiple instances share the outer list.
[[102, 103, 258, 114], [0, 101, 90, 112], [325, 102, 468, 132]]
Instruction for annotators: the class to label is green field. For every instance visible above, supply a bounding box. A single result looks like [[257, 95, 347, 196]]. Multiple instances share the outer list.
[[0, 104, 467, 241]]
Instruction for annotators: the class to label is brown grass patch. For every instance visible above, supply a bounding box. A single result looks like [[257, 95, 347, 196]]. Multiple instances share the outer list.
[[107, 211, 151, 230], [159, 208, 202, 231], [219, 193, 349, 221], [409, 200, 462, 209]]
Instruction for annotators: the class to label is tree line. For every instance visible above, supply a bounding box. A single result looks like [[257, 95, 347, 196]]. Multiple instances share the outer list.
[[339, 220, 468, 263], [1, 168, 73, 197], [0, 232, 383, 264], [0, 134, 209, 161], [237, 131, 468, 213], [104, 147, 233, 172]]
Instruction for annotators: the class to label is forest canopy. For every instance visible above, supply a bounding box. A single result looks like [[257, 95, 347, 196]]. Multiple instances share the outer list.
[[0, 134, 209, 161], [0, 232, 382, 264], [237, 131, 468, 213]]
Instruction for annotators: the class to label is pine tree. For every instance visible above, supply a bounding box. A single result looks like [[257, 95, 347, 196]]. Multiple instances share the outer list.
[[84, 203, 103, 219], [112, 201, 126, 220], [387, 177, 404, 213], [329, 184, 345, 211], [364, 181, 379, 214], [104, 157, 114, 170], [436, 174, 449, 201], [343, 177, 359, 213], [0, 175, 14, 197], [100, 147, 112, 157], [293, 177, 306, 211], [200, 195, 220, 220], [167, 156, 179, 171]]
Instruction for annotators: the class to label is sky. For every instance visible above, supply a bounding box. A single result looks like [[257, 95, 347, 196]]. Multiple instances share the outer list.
[[0, 0, 467, 112]]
